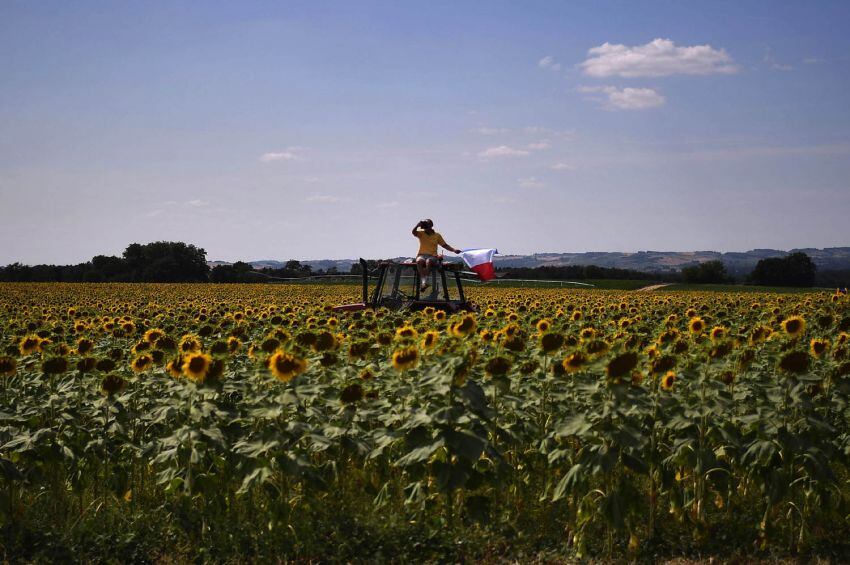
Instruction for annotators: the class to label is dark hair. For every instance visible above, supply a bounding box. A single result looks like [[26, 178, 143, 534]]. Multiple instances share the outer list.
[[422, 219, 433, 229]]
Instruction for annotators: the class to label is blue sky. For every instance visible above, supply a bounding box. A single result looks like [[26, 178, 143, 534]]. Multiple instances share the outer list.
[[1, 0, 849, 264]]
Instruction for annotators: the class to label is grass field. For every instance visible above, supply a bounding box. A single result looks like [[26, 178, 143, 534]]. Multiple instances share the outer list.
[[1, 282, 848, 561]]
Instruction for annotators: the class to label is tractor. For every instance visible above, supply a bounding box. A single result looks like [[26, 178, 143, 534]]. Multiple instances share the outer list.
[[333, 258, 476, 313]]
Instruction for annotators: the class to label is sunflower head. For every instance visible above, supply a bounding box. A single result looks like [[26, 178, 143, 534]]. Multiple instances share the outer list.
[[42, 356, 69, 375], [268, 350, 308, 382], [179, 334, 203, 353], [0, 356, 17, 377], [340, 383, 364, 404], [710, 326, 727, 343], [313, 331, 337, 352], [101, 374, 127, 396], [810, 338, 829, 358], [396, 326, 418, 340], [688, 317, 705, 335], [131, 354, 153, 373], [391, 346, 419, 371], [562, 352, 587, 374], [536, 319, 552, 333], [182, 352, 213, 383], [485, 356, 512, 377], [606, 351, 639, 382], [76, 338, 94, 355], [451, 314, 477, 338], [781, 316, 806, 337], [144, 328, 165, 344], [539, 332, 565, 354], [778, 350, 810, 374], [420, 330, 439, 350], [661, 371, 676, 391], [19, 335, 41, 356]]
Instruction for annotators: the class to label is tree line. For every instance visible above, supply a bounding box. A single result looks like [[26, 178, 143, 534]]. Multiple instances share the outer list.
[[0, 242, 845, 288]]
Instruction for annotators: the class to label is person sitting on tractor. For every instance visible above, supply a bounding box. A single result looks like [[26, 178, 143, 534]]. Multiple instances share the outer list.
[[412, 219, 462, 292]]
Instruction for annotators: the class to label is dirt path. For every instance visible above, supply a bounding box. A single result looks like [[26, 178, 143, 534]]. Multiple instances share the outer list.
[[634, 283, 673, 292]]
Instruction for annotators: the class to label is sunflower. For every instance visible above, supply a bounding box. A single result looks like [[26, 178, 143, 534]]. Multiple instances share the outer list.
[[420, 330, 439, 350], [42, 356, 69, 375], [749, 325, 772, 345], [434, 310, 446, 321], [131, 354, 153, 372], [810, 338, 829, 358], [76, 338, 94, 355], [562, 352, 587, 373], [166, 357, 183, 378], [227, 336, 242, 353], [709, 326, 727, 343], [539, 332, 565, 354], [340, 383, 364, 404], [179, 334, 203, 353], [0, 356, 16, 377], [396, 326, 418, 340], [182, 352, 213, 383], [268, 350, 307, 382], [485, 356, 512, 377], [95, 358, 116, 372], [781, 316, 806, 337], [391, 346, 419, 371], [649, 355, 676, 375], [101, 374, 127, 396], [661, 371, 676, 391], [688, 317, 705, 335], [144, 328, 165, 344], [778, 350, 809, 374], [348, 340, 371, 359], [451, 315, 477, 338], [606, 351, 639, 381], [579, 327, 596, 340], [313, 331, 337, 352], [155, 335, 177, 351], [19, 334, 41, 356], [76, 357, 97, 372], [536, 319, 552, 333]]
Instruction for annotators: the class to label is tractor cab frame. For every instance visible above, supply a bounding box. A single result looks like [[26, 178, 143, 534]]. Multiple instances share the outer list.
[[333, 258, 476, 313]]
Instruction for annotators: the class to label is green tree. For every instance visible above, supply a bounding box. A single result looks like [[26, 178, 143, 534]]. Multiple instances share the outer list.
[[750, 252, 816, 287], [681, 260, 729, 284]]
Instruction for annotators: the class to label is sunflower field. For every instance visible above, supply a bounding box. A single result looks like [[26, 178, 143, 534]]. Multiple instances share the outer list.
[[2, 282, 850, 561]]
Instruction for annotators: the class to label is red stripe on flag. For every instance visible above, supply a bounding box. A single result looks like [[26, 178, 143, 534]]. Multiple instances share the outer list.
[[471, 262, 496, 281]]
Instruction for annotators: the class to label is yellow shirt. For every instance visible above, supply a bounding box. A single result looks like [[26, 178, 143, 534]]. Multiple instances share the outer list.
[[415, 230, 447, 256]]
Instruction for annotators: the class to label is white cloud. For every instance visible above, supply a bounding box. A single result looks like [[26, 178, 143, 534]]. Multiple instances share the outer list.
[[260, 151, 297, 162], [764, 47, 794, 71], [527, 141, 551, 150], [518, 176, 546, 189], [186, 199, 209, 207], [477, 145, 530, 158], [803, 57, 824, 65], [550, 162, 576, 171], [578, 85, 666, 110], [581, 38, 739, 77], [470, 126, 510, 135], [538, 55, 561, 71], [305, 194, 344, 204]]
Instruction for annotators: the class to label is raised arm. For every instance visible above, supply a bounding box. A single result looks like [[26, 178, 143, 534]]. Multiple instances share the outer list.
[[412, 221, 423, 237]]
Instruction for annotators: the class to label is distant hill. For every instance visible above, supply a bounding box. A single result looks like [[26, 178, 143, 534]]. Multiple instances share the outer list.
[[209, 247, 850, 276]]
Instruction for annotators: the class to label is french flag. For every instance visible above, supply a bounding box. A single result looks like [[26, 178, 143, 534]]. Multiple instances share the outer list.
[[460, 248, 498, 281]]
